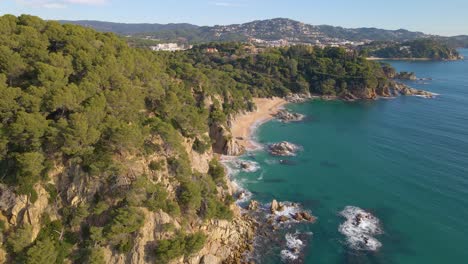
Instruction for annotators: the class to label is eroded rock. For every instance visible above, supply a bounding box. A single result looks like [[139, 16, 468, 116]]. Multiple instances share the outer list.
[[268, 142, 299, 156]]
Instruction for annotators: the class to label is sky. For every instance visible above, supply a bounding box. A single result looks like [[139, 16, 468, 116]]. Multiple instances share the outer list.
[[0, 0, 467, 36]]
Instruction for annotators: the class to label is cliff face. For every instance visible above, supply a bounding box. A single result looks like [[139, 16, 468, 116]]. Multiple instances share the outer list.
[[209, 124, 245, 156], [0, 133, 254, 264]]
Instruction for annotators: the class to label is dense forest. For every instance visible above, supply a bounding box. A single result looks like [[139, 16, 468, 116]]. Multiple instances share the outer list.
[[0, 15, 397, 263], [363, 39, 462, 60]]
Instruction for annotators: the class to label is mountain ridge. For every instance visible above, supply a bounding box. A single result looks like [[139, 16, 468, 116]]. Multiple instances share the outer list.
[[61, 18, 468, 47]]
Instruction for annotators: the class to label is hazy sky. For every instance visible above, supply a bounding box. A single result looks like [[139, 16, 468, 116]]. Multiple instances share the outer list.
[[1, 0, 467, 36]]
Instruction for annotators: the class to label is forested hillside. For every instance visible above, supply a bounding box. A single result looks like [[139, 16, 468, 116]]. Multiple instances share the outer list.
[[363, 39, 462, 60], [0, 15, 402, 263]]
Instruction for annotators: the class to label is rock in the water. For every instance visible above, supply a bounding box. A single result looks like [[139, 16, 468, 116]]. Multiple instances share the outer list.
[[238, 160, 259, 172], [268, 142, 299, 156], [277, 215, 289, 223], [274, 109, 305, 123], [301, 212, 316, 222], [270, 199, 279, 213], [390, 82, 435, 98], [292, 211, 316, 223], [248, 200, 259, 211], [293, 212, 304, 221]]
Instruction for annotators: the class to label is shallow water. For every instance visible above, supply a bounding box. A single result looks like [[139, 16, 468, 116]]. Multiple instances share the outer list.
[[234, 49, 468, 263]]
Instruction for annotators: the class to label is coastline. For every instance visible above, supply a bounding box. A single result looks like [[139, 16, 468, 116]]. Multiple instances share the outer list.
[[230, 97, 288, 151]]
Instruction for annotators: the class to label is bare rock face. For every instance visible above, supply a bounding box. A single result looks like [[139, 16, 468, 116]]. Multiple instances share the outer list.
[[225, 139, 245, 156], [200, 254, 221, 264], [209, 124, 245, 156], [268, 142, 298, 156], [3, 185, 50, 241]]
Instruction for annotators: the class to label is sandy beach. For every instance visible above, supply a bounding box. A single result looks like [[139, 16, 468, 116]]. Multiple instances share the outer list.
[[231, 97, 287, 150]]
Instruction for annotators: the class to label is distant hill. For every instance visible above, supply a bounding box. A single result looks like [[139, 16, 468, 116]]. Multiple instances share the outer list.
[[362, 39, 463, 60], [61, 18, 468, 47], [59, 20, 199, 35]]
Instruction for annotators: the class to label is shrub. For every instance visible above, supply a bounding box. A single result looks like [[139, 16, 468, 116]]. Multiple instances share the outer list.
[[7, 225, 33, 253], [148, 160, 164, 171], [208, 158, 225, 184], [154, 232, 206, 263], [192, 136, 211, 154], [177, 181, 202, 212]]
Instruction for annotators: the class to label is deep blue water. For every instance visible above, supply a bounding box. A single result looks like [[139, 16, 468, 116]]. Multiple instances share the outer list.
[[234, 49, 468, 263]]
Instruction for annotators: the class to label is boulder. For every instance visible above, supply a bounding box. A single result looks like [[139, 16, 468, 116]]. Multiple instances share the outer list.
[[268, 142, 298, 156], [293, 212, 304, 221], [270, 199, 279, 213], [274, 110, 305, 122], [248, 200, 259, 211]]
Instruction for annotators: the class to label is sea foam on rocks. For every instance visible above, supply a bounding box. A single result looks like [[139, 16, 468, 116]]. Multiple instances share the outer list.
[[280, 232, 311, 262], [237, 160, 260, 172], [338, 206, 383, 251]]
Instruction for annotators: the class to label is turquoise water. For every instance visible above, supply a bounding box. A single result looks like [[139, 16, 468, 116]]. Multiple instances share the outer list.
[[236, 49, 468, 263]]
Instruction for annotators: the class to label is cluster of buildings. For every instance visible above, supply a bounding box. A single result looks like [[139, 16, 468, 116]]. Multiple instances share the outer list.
[[149, 43, 192, 51], [247, 37, 367, 51]]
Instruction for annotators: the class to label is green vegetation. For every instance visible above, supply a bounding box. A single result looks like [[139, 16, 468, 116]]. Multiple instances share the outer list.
[[363, 39, 461, 60], [0, 14, 399, 263], [154, 232, 206, 263]]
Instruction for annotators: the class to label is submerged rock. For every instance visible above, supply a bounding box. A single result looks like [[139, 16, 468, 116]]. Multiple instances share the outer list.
[[268, 142, 299, 156]]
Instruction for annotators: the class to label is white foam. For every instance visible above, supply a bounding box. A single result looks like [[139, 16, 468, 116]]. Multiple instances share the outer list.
[[280, 232, 309, 262], [235, 160, 260, 173], [257, 171, 264, 180], [338, 206, 383, 251], [281, 249, 299, 261]]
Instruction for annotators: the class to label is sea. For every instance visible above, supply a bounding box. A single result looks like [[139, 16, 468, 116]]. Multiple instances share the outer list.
[[228, 49, 468, 263]]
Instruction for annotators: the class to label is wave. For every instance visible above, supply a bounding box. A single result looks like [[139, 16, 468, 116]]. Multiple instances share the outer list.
[[338, 206, 383, 251]]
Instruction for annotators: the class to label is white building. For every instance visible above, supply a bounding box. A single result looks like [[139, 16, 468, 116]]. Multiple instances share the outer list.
[[150, 43, 189, 52]]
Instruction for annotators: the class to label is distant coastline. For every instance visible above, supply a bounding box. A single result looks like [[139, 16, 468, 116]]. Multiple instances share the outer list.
[[367, 57, 462, 61]]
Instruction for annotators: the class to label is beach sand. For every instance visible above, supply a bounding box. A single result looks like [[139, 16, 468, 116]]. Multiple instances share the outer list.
[[231, 97, 287, 150]]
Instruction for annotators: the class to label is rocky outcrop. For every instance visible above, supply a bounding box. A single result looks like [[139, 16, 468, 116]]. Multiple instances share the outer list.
[[192, 218, 255, 264], [209, 124, 245, 156], [274, 109, 305, 122], [183, 136, 213, 174], [267, 142, 299, 156], [270, 199, 280, 214], [390, 81, 435, 98], [395, 71, 417, 80], [285, 92, 313, 103], [0, 184, 51, 241], [293, 212, 316, 223], [248, 200, 259, 211]]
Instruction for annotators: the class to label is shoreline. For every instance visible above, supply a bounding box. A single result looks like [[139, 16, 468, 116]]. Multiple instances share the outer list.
[[230, 97, 288, 151]]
